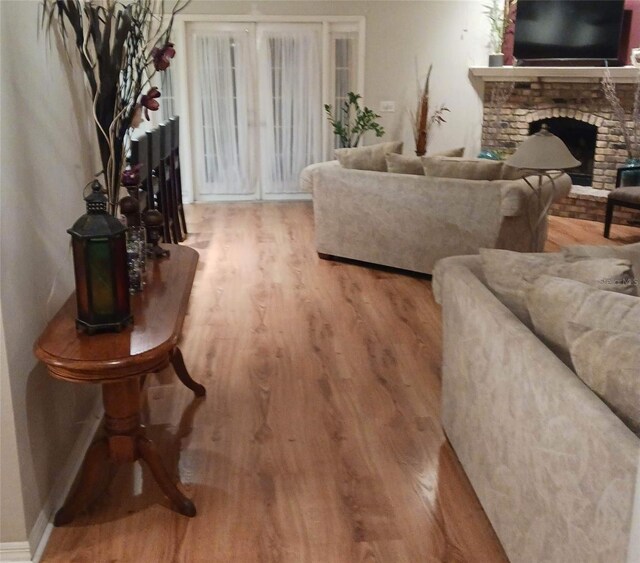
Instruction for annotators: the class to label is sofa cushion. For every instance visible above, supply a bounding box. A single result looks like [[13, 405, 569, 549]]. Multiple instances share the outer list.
[[422, 156, 504, 181], [526, 275, 640, 365], [566, 324, 640, 435], [562, 242, 640, 295], [335, 141, 403, 172], [385, 153, 424, 175], [430, 147, 464, 157], [480, 249, 635, 324]]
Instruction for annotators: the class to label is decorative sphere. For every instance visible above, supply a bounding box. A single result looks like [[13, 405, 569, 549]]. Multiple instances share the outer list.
[[142, 209, 164, 228], [119, 196, 139, 216]]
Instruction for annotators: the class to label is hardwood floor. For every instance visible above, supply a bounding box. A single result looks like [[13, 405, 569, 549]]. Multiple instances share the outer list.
[[41, 204, 639, 563]]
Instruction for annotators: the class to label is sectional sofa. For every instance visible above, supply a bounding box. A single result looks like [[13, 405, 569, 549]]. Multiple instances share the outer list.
[[433, 254, 640, 563], [303, 159, 571, 274]]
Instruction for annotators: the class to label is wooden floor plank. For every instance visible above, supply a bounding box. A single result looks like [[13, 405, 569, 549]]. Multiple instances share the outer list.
[[41, 203, 639, 563]]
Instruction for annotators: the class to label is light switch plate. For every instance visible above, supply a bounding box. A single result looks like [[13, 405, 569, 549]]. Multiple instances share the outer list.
[[380, 101, 396, 113]]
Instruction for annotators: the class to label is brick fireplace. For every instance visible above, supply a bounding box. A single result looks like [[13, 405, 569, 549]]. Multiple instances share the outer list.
[[471, 66, 640, 226]]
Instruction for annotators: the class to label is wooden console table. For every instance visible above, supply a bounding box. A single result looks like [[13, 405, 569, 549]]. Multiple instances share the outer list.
[[34, 244, 205, 525]]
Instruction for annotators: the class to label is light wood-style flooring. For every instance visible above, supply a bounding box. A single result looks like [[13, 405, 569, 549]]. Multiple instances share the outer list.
[[41, 204, 639, 562]]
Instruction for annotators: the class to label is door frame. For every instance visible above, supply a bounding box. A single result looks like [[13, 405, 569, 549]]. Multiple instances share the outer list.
[[186, 21, 258, 202], [171, 14, 365, 203]]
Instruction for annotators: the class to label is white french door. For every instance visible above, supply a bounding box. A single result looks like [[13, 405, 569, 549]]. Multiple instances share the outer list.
[[257, 24, 322, 196], [189, 23, 255, 199], [187, 22, 322, 201]]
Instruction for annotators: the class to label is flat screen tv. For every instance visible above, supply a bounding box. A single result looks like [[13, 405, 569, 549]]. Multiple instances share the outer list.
[[513, 0, 625, 64]]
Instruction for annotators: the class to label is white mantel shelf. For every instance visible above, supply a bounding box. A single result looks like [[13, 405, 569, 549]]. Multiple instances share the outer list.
[[469, 66, 639, 83]]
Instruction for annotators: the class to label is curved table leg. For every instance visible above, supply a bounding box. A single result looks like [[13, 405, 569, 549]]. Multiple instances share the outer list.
[[137, 435, 196, 517], [54, 438, 111, 526], [171, 347, 206, 397]]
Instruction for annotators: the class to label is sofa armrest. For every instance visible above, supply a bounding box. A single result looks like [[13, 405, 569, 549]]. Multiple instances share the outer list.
[[500, 172, 572, 217], [439, 260, 640, 563], [299, 160, 340, 193], [432, 255, 484, 305]]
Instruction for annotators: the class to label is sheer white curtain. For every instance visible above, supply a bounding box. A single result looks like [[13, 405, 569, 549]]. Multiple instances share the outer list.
[[195, 31, 252, 196], [159, 68, 175, 121], [257, 25, 322, 195], [332, 32, 358, 149]]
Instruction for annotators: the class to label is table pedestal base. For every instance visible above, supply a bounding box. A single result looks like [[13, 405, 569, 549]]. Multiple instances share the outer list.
[[54, 347, 204, 526]]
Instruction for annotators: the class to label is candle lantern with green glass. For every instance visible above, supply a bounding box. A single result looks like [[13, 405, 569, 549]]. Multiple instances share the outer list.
[[68, 181, 132, 335]]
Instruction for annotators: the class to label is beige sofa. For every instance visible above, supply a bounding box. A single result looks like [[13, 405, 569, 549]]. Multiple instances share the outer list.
[[433, 255, 640, 563], [303, 160, 571, 274]]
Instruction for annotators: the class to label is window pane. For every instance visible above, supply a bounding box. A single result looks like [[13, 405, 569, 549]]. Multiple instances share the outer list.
[[332, 33, 358, 149]]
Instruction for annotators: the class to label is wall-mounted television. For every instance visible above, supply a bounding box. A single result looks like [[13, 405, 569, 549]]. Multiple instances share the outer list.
[[513, 0, 626, 65]]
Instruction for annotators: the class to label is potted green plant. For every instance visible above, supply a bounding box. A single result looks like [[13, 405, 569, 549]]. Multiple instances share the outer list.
[[324, 92, 385, 148], [483, 0, 514, 67]]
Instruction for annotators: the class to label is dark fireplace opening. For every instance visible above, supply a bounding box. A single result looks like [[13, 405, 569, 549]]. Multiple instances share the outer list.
[[529, 118, 597, 186]]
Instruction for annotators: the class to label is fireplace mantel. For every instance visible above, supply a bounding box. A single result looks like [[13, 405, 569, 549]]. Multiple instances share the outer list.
[[469, 66, 639, 83]]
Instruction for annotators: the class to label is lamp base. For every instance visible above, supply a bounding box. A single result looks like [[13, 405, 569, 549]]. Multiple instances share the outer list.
[[75, 315, 133, 336]]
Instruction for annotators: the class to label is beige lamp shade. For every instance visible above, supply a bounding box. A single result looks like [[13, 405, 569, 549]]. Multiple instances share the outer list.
[[505, 125, 580, 170]]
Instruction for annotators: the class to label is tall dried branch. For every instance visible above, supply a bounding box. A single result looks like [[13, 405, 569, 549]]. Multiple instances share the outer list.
[[602, 66, 639, 159], [410, 65, 449, 157], [42, 0, 187, 214], [487, 81, 514, 149]]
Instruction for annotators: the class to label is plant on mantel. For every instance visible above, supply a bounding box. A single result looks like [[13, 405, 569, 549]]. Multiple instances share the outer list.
[[42, 0, 189, 215], [410, 64, 450, 157], [483, 0, 516, 66]]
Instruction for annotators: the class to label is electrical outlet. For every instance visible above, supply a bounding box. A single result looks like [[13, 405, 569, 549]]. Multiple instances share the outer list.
[[380, 101, 396, 113]]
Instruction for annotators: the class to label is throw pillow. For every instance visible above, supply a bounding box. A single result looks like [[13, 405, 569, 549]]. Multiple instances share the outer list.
[[562, 242, 640, 295], [422, 156, 504, 181], [335, 141, 403, 172], [480, 248, 635, 324], [430, 147, 464, 157], [385, 153, 424, 175], [565, 324, 640, 435], [526, 275, 640, 365]]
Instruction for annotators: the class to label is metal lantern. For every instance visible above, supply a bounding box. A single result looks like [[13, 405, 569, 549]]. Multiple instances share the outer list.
[[68, 181, 132, 334]]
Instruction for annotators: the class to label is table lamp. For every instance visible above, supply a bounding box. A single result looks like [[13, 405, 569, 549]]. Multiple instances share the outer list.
[[505, 125, 580, 251]]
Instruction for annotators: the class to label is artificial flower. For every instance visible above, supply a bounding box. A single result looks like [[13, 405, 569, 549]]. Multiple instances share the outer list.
[[140, 87, 161, 120], [151, 42, 176, 71], [121, 164, 143, 187]]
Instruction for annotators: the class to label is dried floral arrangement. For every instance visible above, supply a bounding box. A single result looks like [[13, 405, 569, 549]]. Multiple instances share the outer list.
[[410, 64, 450, 157], [601, 67, 640, 160], [483, 0, 516, 55], [324, 92, 385, 148], [41, 0, 189, 214], [482, 81, 514, 159]]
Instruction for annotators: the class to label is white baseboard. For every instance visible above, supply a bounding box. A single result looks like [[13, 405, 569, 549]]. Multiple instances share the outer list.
[[0, 541, 31, 562], [27, 396, 104, 563]]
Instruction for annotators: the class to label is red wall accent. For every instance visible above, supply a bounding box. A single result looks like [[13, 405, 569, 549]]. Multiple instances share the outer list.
[[502, 0, 639, 65], [626, 0, 640, 63]]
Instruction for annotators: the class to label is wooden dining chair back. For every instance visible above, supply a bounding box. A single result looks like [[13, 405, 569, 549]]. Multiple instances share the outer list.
[[129, 134, 150, 210], [146, 128, 162, 210], [170, 116, 187, 236], [159, 123, 182, 243]]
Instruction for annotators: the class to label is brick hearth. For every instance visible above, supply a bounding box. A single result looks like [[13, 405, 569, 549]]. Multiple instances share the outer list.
[[550, 185, 640, 226], [472, 67, 640, 226]]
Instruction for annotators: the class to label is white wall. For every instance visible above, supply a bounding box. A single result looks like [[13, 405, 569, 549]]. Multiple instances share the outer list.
[[0, 0, 101, 552], [179, 0, 490, 156]]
